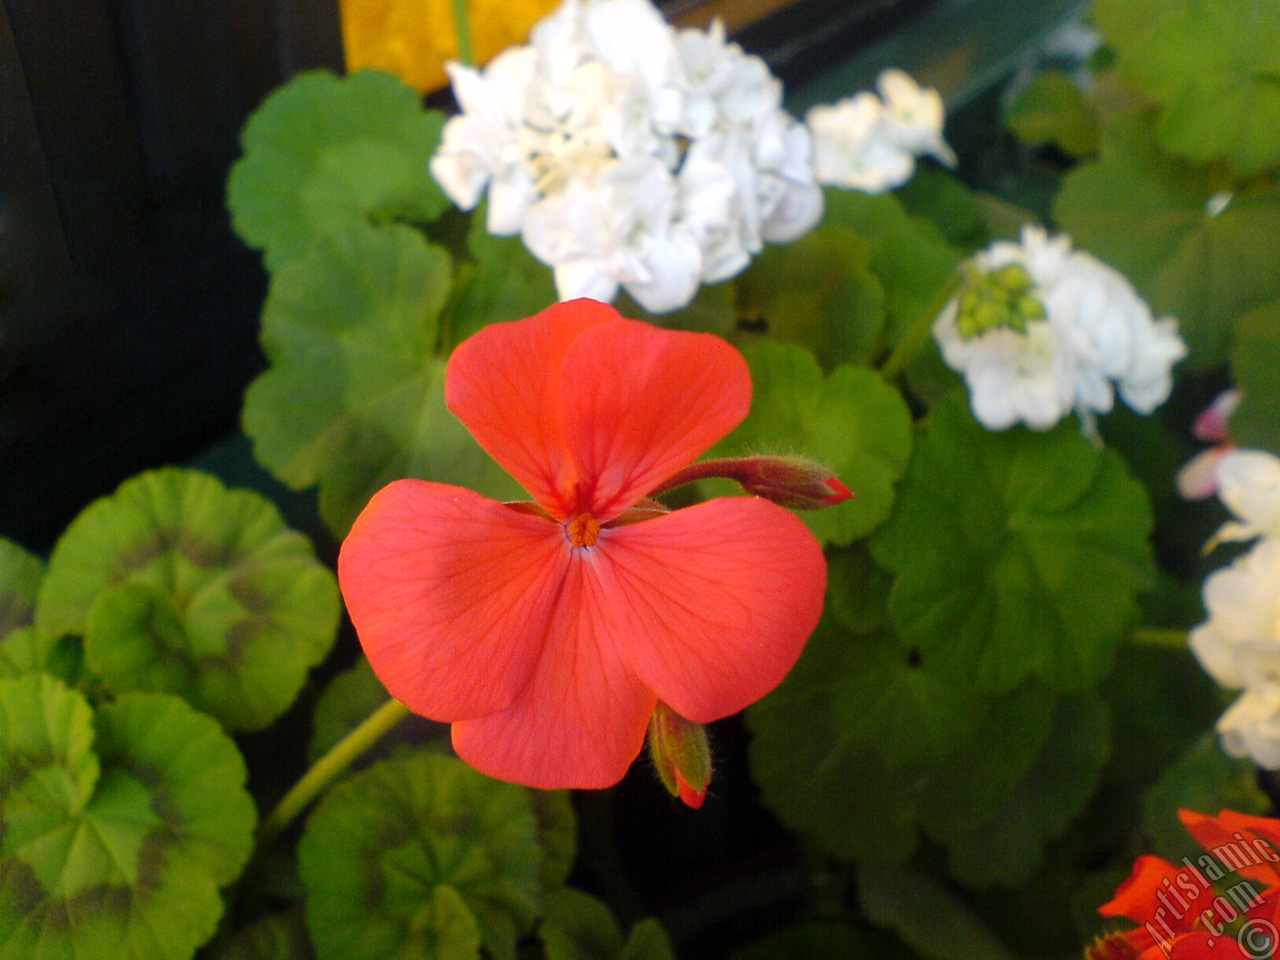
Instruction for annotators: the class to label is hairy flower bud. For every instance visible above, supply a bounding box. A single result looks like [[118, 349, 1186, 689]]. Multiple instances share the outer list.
[[648, 701, 712, 809]]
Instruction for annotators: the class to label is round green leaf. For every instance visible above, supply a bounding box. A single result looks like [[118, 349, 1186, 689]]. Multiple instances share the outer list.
[[713, 341, 912, 546], [734, 224, 887, 371], [0, 537, 42, 639], [298, 750, 545, 960], [540, 888, 624, 960], [228, 70, 449, 272], [747, 618, 1054, 863], [1055, 114, 1280, 367], [35, 468, 339, 731], [242, 221, 522, 536], [870, 392, 1155, 692], [308, 656, 396, 765], [1094, 0, 1280, 175], [0, 675, 256, 960], [1004, 70, 1099, 158]]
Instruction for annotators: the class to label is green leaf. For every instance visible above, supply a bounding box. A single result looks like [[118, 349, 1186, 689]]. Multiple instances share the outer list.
[[530, 789, 578, 893], [870, 392, 1155, 692], [228, 70, 449, 272], [1004, 70, 1099, 158], [713, 341, 912, 546], [618, 921, 675, 960], [298, 750, 545, 960], [941, 695, 1111, 889], [242, 220, 522, 536], [735, 224, 887, 370], [1055, 114, 1280, 367], [1231, 297, 1280, 455], [818, 189, 961, 349], [0, 675, 256, 960], [0, 537, 42, 639], [34, 468, 339, 731], [308, 656, 395, 764], [0, 626, 84, 683], [444, 210, 559, 348], [1094, 0, 1280, 175], [211, 911, 316, 960], [856, 861, 1018, 960], [539, 888, 624, 960], [747, 618, 1054, 863], [896, 167, 989, 252], [1143, 733, 1269, 866], [825, 542, 892, 636]]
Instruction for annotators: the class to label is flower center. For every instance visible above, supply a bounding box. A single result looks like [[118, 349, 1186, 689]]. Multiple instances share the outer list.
[[955, 262, 1047, 340], [566, 513, 601, 548]]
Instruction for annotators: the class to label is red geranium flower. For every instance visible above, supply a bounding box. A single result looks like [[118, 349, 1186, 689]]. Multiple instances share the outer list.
[[338, 299, 829, 791], [1092, 809, 1280, 960]]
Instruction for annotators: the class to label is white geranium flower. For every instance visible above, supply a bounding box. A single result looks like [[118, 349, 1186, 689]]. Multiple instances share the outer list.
[[1218, 686, 1280, 770], [430, 0, 821, 313], [1191, 539, 1280, 688], [1214, 450, 1280, 544], [806, 69, 954, 193], [876, 68, 957, 167], [933, 226, 1185, 431]]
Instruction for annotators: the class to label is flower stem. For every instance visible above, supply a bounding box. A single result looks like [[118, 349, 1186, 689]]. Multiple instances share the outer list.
[[878, 272, 961, 383], [257, 697, 410, 845], [451, 0, 475, 67], [1130, 627, 1190, 650]]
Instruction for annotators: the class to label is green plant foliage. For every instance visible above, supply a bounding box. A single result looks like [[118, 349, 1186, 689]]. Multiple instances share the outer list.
[[242, 221, 523, 536], [825, 543, 892, 636], [308, 656, 397, 764], [941, 695, 1111, 889], [1093, 0, 1280, 175], [895, 168, 990, 252], [538, 889, 675, 960], [735, 224, 886, 370], [33, 468, 339, 731], [1142, 733, 1269, 866], [856, 861, 1018, 960], [445, 211, 560, 348], [0, 674, 256, 960], [818, 189, 961, 347], [1055, 114, 1280, 367], [0, 626, 85, 683], [228, 69, 449, 273], [1230, 297, 1280, 455], [712, 341, 912, 546], [0, 537, 42, 639], [1004, 70, 1099, 158], [211, 911, 316, 960], [747, 618, 1055, 863], [870, 392, 1155, 692], [298, 750, 546, 960]]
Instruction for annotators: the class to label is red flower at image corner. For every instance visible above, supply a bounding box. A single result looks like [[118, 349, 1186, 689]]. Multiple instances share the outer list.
[[1090, 809, 1280, 960], [337, 298, 834, 796]]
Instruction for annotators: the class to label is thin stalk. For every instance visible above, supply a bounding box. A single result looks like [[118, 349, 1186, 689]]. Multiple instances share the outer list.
[[878, 272, 962, 383], [1130, 627, 1189, 650], [451, 0, 475, 66], [258, 697, 410, 845]]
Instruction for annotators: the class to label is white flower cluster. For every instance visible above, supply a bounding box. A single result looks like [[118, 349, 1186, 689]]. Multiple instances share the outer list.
[[806, 68, 956, 194], [429, 0, 823, 313], [932, 227, 1186, 432], [1190, 451, 1280, 768]]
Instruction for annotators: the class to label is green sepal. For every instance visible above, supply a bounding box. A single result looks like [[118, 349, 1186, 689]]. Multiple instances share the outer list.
[[228, 69, 449, 273], [0, 675, 256, 960], [298, 749, 545, 960], [712, 341, 912, 546], [870, 392, 1155, 692], [35, 468, 339, 732]]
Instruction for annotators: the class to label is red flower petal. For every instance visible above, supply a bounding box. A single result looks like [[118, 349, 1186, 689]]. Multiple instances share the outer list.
[[445, 298, 751, 520], [445, 299, 607, 517], [1179, 809, 1280, 886], [338, 480, 567, 720], [1100, 855, 1198, 929], [557, 320, 751, 519], [451, 557, 657, 789], [595, 497, 826, 723]]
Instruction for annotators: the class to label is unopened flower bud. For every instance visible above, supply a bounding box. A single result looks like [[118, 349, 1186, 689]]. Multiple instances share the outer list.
[[731, 456, 853, 510], [648, 701, 711, 809], [954, 261, 1046, 340]]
